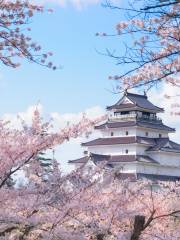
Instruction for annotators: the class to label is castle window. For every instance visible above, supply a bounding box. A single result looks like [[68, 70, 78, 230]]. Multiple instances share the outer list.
[[126, 131, 129, 136], [125, 149, 129, 154], [159, 134, 162, 138], [111, 132, 114, 136], [84, 151, 88, 156], [145, 132, 149, 137], [121, 111, 130, 115]]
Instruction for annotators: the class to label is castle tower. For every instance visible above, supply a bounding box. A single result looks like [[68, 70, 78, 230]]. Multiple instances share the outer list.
[[69, 91, 180, 181]]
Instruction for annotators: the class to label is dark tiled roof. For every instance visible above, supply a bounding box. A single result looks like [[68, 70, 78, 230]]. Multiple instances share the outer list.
[[169, 141, 180, 150], [95, 120, 175, 132], [82, 136, 137, 146], [68, 153, 159, 164], [137, 121, 175, 132], [115, 173, 137, 180], [127, 93, 163, 111], [68, 156, 89, 164], [107, 103, 136, 110], [146, 138, 169, 151], [137, 173, 180, 181], [91, 153, 158, 164], [147, 138, 180, 153], [82, 136, 155, 147], [107, 92, 164, 112], [136, 155, 159, 164], [91, 153, 136, 162], [82, 136, 180, 152], [95, 121, 137, 129], [137, 137, 155, 145]]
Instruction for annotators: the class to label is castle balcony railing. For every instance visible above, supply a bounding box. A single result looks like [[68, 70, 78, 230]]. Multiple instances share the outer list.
[[109, 113, 137, 121], [137, 115, 162, 123], [109, 113, 162, 123]]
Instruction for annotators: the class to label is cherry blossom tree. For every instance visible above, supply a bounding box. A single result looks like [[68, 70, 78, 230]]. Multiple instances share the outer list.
[[0, 0, 55, 68], [0, 109, 106, 236], [0, 1, 179, 238], [98, 0, 180, 91], [0, 109, 105, 188], [0, 110, 179, 239], [0, 161, 179, 240]]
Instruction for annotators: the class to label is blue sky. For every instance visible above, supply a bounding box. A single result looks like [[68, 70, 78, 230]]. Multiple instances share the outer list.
[[1, 0, 180, 172], [0, 0, 127, 115]]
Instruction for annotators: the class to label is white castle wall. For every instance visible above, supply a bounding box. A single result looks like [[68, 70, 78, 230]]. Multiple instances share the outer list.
[[87, 144, 137, 156], [147, 152, 180, 167], [81, 119, 180, 177], [101, 127, 169, 138], [87, 144, 150, 156], [110, 162, 180, 177], [101, 127, 136, 137], [136, 163, 180, 176], [87, 144, 180, 167], [136, 128, 168, 138]]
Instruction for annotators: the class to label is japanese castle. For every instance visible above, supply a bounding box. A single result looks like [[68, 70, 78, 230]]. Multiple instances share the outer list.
[[69, 91, 180, 181]]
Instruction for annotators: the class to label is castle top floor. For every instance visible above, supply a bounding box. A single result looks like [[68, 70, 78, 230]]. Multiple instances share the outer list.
[[106, 91, 164, 123]]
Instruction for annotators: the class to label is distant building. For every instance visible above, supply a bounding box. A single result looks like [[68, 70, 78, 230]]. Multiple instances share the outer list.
[[69, 91, 180, 181]]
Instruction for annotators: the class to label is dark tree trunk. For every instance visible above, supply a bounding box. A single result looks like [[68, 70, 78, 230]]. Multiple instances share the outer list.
[[96, 234, 105, 240], [131, 215, 145, 240]]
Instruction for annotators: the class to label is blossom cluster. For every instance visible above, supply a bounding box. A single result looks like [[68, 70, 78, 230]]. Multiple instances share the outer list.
[[107, 1, 180, 90], [0, 0, 55, 68]]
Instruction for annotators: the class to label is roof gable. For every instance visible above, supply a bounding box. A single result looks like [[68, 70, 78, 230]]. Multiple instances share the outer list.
[[127, 93, 164, 112], [146, 138, 180, 153], [107, 92, 164, 112], [164, 142, 173, 148], [116, 95, 134, 105]]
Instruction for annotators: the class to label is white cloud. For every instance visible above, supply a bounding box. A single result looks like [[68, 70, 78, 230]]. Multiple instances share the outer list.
[[2, 105, 105, 173], [51, 105, 104, 130], [3, 104, 43, 129], [51, 106, 104, 172], [33, 0, 99, 8], [32, 0, 119, 9], [149, 83, 180, 143], [63, 0, 100, 8]]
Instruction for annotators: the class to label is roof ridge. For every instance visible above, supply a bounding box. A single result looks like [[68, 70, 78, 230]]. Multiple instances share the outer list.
[[169, 139, 180, 144], [90, 152, 110, 157], [126, 91, 147, 99]]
